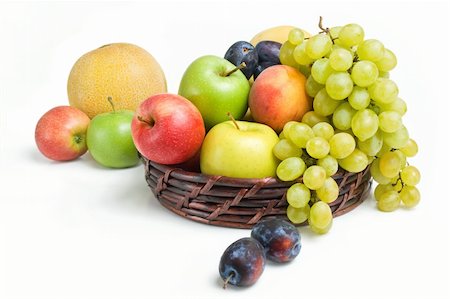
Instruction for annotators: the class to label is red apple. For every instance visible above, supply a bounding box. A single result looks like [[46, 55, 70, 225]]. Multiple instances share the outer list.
[[131, 93, 205, 165], [35, 106, 90, 161], [248, 65, 312, 133]]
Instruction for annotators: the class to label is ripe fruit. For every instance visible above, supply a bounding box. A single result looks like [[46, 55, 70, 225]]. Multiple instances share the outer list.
[[249, 65, 311, 133], [87, 99, 139, 168], [131, 94, 205, 165], [251, 218, 301, 263], [200, 119, 279, 179], [67, 43, 167, 118], [35, 106, 90, 161], [219, 237, 265, 288], [224, 41, 258, 79], [178, 55, 250, 130]]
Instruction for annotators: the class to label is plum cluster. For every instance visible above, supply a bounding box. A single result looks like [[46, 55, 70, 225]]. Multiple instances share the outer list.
[[219, 218, 301, 288], [224, 41, 281, 79]]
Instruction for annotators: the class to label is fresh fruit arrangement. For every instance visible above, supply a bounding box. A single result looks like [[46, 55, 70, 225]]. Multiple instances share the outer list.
[[34, 17, 421, 289]]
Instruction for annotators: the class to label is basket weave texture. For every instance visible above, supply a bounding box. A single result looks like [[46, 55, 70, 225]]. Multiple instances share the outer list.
[[143, 157, 372, 229]]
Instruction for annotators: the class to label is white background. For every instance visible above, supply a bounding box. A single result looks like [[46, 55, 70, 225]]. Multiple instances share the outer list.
[[1, 1, 449, 299]]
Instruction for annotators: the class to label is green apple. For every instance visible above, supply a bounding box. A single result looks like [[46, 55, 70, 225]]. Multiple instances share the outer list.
[[178, 55, 250, 130], [87, 102, 139, 168], [200, 119, 280, 179]]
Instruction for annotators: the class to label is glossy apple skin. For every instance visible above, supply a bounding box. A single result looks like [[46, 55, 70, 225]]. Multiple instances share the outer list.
[[178, 55, 250, 130], [35, 106, 90, 161], [200, 120, 279, 179], [249, 65, 312, 133], [131, 93, 205, 165], [87, 110, 139, 168]]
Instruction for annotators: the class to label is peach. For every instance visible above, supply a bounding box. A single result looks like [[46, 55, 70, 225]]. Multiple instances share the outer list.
[[248, 65, 312, 133]]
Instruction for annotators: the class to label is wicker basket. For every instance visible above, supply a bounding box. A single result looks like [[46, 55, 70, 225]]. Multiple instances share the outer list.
[[142, 156, 372, 229]]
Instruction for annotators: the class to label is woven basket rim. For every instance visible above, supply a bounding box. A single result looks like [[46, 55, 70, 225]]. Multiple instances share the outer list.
[[146, 158, 362, 187]]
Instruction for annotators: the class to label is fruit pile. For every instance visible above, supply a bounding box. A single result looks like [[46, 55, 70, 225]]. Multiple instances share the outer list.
[[35, 19, 421, 237]]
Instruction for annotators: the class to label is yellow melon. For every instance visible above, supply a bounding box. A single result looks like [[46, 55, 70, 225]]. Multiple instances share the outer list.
[[250, 25, 311, 46], [67, 43, 167, 118]]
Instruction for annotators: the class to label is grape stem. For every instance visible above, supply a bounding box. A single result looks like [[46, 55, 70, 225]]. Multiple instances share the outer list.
[[318, 16, 330, 34]]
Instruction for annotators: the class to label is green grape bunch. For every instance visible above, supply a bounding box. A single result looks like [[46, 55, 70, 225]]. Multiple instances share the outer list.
[[274, 17, 421, 234]]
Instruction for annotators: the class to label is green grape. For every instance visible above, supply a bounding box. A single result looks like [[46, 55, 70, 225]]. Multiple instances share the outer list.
[[309, 218, 332, 234], [312, 122, 335, 140], [399, 186, 420, 208], [326, 72, 354, 100], [287, 204, 310, 224], [329, 48, 353, 71], [316, 177, 339, 203], [329, 132, 356, 159], [400, 138, 418, 157], [279, 130, 286, 139], [294, 42, 314, 65], [313, 88, 341, 116], [370, 158, 391, 184], [306, 75, 324, 97], [395, 149, 407, 169], [356, 39, 385, 62], [377, 190, 400, 212], [317, 155, 339, 176], [383, 125, 409, 149], [306, 136, 330, 159], [328, 26, 342, 42], [287, 122, 314, 148], [306, 34, 332, 59], [378, 97, 407, 115], [276, 157, 306, 181], [368, 78, 399, 104], [351, 109, 379, 141], [351, 60, 379, 87], [378, 71, 390, 78], [273, 139, 302, 160], [298, 65, 312, 77], [338, 148, 368, 173], [302, 111, 330, 127], [288, 28, 305, 45], [379, 151, 402, 178], [376, 142, 392, 157], [311, 58, 334, 84], [332, 102, 356, 130], [287, 183, 311, 208], [401, 166, 421, 186], [357, 130, 383, 156], [378, 111, 402, 133], [374, 183, 395, 201], [280, 41, 300, 68], [348, 86, 371, 110], [338, 23, 364, 47], [375, 48, 397, 72], [309, 201, 333, 229], [303, 165, 327, 190]]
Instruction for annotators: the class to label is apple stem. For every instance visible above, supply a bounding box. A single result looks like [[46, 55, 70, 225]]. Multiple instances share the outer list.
[[107, 96, 116, 113], [227, 112, 240, 130], [223, 273, 234, 289], [137, 115, 154, 127], [224, 62, 246, 77]]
